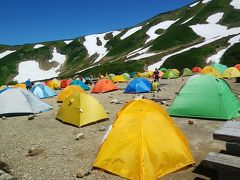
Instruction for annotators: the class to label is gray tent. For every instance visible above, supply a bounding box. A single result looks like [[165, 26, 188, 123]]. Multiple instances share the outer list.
[[0, 88, 52, 116]]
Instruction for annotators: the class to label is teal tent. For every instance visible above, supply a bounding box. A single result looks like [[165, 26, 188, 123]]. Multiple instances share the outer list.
[[169, 75, 240, 120], [211, 63, 228, 73]]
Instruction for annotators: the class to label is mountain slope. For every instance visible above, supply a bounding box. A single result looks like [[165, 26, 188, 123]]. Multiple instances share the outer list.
[[0, 0, 240, 85]]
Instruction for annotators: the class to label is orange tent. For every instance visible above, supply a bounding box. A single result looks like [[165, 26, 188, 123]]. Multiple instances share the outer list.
[[92, 79, 118, 93], [235, 64, 240, 71], [192, 67, 202, 73], [47, 79, 61, 89], [60, 79, 72, 88]]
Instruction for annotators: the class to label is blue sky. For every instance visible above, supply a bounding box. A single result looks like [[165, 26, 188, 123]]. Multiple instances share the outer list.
[[0, 0, 195, 45]]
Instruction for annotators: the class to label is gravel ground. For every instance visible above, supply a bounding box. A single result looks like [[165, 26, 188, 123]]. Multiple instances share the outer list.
[[0, 77, 239, 180]]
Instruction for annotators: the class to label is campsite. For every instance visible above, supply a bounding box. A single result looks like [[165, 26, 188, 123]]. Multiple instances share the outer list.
[[1, 0, 240, 179], [0, 72, 240, 179]]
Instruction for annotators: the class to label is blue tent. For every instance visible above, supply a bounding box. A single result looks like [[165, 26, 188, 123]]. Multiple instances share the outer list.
[[30, 84, 56, 99], [70, 80, 90, 91], [124, 78, 151, 93]]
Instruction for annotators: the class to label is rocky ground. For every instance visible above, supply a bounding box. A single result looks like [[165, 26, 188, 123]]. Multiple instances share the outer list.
[[0, 77, 239, 180]]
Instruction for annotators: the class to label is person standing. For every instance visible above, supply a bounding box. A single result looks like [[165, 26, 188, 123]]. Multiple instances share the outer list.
[[154, 68, 160, 82], [25, 78, 31, 90]]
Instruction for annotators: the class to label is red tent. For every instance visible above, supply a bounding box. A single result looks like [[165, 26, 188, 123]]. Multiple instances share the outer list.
[[60, 79, 72, 88], [192, 67, 202, 73], [234, 64, 240, 71]]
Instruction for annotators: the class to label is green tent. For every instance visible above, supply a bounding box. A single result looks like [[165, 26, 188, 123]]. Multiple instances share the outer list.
[[159, 68, 168, 73], [162, 70, 178, 79], [211, 63, 228, 73], [169, 75, 240, 120], [182, 68, 194, 77], [122, 73, 130, 80]]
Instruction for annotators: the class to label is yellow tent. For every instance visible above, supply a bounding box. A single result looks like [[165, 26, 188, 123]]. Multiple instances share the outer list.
[[148, 70, 154, 76], [223, 67, 240, 78], [47, 79, 61, 89], [136, 72, 150, 78], [112, 75, 127, 83], [56, 92, 108, 127], [201, 66, 223, 78], [93, 99, 194, 180], [57, 85, 86, 102], [13, 83, 26, 89], [171, 69, 180, 76]]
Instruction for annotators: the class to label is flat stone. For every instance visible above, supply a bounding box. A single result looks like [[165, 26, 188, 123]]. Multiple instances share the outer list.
[[99, 126, 106, 131], [28, 115, 35, 120], [75, 133, 85, 140]]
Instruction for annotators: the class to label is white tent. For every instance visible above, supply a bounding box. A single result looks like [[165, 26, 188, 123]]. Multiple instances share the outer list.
[[0, 88, 52, 116]]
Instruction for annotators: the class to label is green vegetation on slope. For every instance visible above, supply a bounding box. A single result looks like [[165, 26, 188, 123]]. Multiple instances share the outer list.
[[162, 38, 229, 70], [221, 43, 240, 67], [78, 60, 145, 77], [60, 39, 87, 66], [150, 25, 200, 52], [106, 30, 147, 57]]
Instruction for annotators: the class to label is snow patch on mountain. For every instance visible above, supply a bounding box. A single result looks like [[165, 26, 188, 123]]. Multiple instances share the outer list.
[[83, 31, 121, 63], [33, 44, 44, 49], [202, 0, 212, 4], [127, 52, 158, 61], [148, 27, 240, 71], [126, 46, 159, 61], [190, 12, 227, 39], [190, 2, 199, 7], [206, 12, 224, 24], [83, 33, 109, 63], [191, 24, 227, 39], [14, 61, 59, 82], [181, 17, 194, 24], [230, 0, 240, 9], [207, 34, 240, 63], [77, 64, 99, 73], [0, 50, 16, 59], [64, 40, 73, 44], [127, 47, 150, 58], [14, 47, 66, 82], [49, 47, 66, 65], [145, 19, 179, 44], [120, 26, 142, 40]]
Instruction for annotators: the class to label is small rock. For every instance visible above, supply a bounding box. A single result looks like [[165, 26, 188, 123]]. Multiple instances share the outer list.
[[76, 172, 85, 178], [99, 126, 106, 131], [39, 168, 43, 171], [2, 116, 7, 120], [166, 102, 170, 106], [161, 101, 166, 105], [110, 99, 122, 104], [76, 133, 85, 140], [28, 115, 35, 120], [91, 132, 94, 135], [27, 147, 44, 157], [62, 147, 66, 149], [108, 95, 113, 98]]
